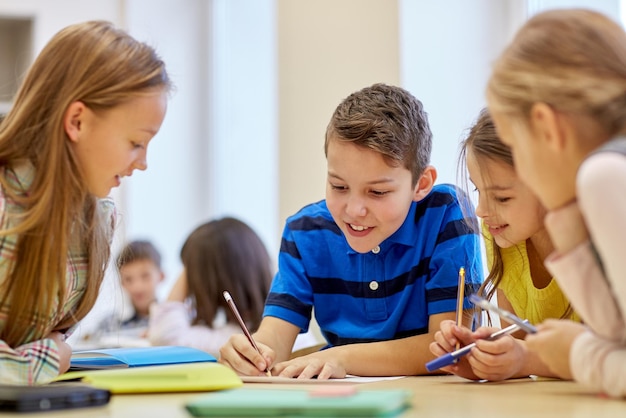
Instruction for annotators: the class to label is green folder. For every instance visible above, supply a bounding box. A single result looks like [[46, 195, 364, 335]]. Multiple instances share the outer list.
[[185, 388, 411, 417]]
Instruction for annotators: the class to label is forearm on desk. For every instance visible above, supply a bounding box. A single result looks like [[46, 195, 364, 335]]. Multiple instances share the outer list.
[[321, 336, 437, 377], [572, 331, 626, 398], [318, 312, 455, 377], [0, 338, 61, 384]]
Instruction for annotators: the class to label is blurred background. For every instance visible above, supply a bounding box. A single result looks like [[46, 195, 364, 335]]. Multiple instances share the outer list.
[[0, 0, 620, 337]]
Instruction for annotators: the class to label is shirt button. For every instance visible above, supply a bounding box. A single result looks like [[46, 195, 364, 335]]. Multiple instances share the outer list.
[[369, 281, 379, 291], [371, 246, 380, 254]]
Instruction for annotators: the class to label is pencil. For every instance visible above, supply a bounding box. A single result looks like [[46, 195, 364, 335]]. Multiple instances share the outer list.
[[222, 290, 272, 377], [455, 267, 465, 351]]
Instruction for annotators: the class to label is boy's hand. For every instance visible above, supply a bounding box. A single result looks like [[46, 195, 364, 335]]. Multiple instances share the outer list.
[[48, 332, 72, 374], [271, 351, 346, 380], [219, 334, 275, 376]]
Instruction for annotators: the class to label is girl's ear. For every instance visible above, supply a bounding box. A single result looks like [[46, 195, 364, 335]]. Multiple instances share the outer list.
[[413, 165, 437, 201], [64, 101, 86, 143], [529, 102, 566, 152]]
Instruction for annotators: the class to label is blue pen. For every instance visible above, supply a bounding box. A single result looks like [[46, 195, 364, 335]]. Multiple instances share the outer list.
[[426, 323, 521, 372]]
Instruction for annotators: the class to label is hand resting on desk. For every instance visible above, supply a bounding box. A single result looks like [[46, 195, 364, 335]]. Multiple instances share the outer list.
[[270, 349, 346, 380], [525, 319, 586, 380]]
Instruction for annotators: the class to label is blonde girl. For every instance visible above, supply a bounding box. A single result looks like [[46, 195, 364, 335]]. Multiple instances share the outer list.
[[0, 20, 170, 384], [487, 9, 626, 397]]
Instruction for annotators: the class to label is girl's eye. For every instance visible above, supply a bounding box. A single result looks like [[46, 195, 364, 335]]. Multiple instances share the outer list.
[[131, 141, 145, 150], [330, 184, 347, 191], [495, 197, 511, 203]]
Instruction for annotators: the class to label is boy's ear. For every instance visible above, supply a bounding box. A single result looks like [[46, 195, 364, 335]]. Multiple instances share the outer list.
[[413, 165, 437, 201], [64, 101, 87, 143], [529, 102, 565, 152]]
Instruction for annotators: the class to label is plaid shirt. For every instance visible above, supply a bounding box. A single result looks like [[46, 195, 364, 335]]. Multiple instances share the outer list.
[[0, 163, 115, 384]]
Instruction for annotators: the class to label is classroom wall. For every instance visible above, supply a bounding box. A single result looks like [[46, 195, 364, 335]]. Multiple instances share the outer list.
[[277, 0, 401, 225]]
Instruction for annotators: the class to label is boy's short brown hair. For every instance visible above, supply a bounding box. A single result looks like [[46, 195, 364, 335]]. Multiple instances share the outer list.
[[324, 83, 432, 185], [116, 240, 162, 270]]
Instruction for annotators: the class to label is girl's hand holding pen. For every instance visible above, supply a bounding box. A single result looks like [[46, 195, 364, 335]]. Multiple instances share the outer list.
[[430, 320, 528, 381], [430, 319, 480, 379], [463, 325, 527, 381]]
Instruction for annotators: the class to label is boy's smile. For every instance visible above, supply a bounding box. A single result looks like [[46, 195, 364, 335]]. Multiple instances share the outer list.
[[325, 137, 420, 254]]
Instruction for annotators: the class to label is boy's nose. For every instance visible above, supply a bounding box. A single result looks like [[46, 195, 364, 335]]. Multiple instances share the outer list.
[[345, 195, 367, 218]]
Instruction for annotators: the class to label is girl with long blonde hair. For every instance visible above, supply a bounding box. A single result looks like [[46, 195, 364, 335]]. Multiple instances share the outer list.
[[487, 9, 626, 397], [0, 20, 170, 384]]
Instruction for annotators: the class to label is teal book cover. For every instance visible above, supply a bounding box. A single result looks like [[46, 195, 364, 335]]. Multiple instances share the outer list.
[[186, 388, 411, 417]]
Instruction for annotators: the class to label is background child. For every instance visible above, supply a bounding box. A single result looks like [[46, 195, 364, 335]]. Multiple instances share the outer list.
[[0, 20, 170, 384], [88, 240, 165, 344], [148, 217, 317, 357], [430, 109, 579, 381], [219, 83, 483, 379], [117, 240, 165, 331], [486, 9, 626, 397]]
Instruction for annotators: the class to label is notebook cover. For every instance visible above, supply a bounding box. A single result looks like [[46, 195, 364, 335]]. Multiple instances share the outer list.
[[54, 362, 242, 394], [185, 388, 411, 417], [69, 345, 216, 370]]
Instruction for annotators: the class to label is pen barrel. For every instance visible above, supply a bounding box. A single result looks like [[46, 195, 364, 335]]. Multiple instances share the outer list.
[[426, 353, 456, 372]]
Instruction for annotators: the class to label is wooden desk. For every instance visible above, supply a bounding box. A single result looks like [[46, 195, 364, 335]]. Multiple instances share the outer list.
[[2, 375, 624, 417]]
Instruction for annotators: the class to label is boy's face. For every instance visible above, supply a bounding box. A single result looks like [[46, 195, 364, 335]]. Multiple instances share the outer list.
[[326, 137, 420, 253], [119, 259, 164, 314]]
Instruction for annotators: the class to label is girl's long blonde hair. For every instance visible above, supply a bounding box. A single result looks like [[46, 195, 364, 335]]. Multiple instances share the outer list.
[[0, 21, 170, 346]]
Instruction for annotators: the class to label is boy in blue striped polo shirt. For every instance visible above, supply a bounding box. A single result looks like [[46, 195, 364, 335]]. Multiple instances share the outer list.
[[219, 83, 483, 378]]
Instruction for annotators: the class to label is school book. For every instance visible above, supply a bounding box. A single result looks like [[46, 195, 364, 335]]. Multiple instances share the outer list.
[[69, 345, 216, 370], [185, 388, 411, 417], [53, 362, 243, 394]]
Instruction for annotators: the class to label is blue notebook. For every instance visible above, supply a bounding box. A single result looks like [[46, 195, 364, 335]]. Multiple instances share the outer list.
[[70, 346, 216, 370]]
